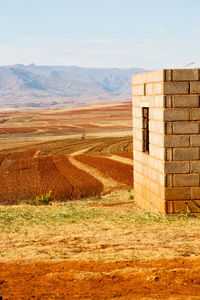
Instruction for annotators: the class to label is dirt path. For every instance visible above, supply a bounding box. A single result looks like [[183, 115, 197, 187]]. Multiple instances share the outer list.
[[106, 154, 133, 165], [1, 258, 200, 299], [69, 148, 125, 193]]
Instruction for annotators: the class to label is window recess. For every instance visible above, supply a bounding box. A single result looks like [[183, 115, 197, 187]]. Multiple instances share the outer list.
[[142, 107, 149, 153]]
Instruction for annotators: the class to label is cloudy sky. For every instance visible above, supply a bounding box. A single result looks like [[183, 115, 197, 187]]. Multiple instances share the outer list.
[[0, 0, 200, 69]]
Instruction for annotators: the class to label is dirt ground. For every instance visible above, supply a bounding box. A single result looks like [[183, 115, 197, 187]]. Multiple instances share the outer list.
[[1, 258, 200, 299], [0, 193, 200, 299], [1, 102, 200, 299]]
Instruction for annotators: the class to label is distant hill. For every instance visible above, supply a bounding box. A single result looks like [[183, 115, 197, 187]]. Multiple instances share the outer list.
[[0, 64, 146, 110]]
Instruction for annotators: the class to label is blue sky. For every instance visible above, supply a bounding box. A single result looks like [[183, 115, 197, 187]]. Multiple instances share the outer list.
[[0, 0, 200, 69]]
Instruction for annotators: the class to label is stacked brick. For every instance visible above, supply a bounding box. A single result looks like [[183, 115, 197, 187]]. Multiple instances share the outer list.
[[132, 69, 200, 214]]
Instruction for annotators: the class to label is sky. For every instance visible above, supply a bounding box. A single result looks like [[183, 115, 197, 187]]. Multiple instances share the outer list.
[[0, 0, 200, 69]]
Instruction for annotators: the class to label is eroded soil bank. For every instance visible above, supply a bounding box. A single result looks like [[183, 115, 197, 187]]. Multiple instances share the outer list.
[[1, 258, 200, 299]]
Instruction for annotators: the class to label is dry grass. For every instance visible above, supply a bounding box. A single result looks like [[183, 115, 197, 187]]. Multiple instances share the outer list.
[[0, 189, 200, 263]]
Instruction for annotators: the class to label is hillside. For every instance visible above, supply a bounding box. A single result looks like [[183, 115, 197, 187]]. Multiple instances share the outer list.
[[0, 64, 146, 111]]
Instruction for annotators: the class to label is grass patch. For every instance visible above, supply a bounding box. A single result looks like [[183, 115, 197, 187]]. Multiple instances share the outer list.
[[0, 200, 198, 232], [0, 195, 200, 262], [10, 115, 35, 123]]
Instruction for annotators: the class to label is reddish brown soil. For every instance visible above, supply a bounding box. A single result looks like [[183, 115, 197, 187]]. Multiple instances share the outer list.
[[52, 155, 103, 199], [90, 200, 134, 207], [0, 127, 38, 134], [1, 258, 200, 299], [0, 151, 103, 204], [78, 124, 100, 128], [114, 152, 133, 159], [8, 149, 37, 160], [76, 154, 133, 187]]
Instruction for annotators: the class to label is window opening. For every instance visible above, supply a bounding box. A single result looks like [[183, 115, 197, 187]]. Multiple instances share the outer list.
[[142, 107, 149, 153]]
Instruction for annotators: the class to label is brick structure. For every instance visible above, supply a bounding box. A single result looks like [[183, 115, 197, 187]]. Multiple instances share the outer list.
[[132, 69, 200, 214]]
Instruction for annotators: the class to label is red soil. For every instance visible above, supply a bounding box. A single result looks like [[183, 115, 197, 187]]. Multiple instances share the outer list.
[[8, 149, 37, 160], [0, 155, 42, 204], [0, 127, 38, 134], [76, 154, 133, 187], [114, 152, 133, 159], [0, 113, 12, 117], [52, 155, 103, 199], [0, 151, 103, 204], [78, 124, 100, 129], [1, 258, 200, 299]]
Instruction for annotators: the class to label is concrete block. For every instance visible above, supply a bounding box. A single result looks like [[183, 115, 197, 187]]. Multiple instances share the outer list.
[[165, 122, 173, 134], [165, 96, 172, 108], [190, 161, 200, 173], [165, 187, 191, 200], [173, 122, 199, 134], [137, 95, 164, 108], [133, 139, 143, 151], [132, 69, 165, 85], [173, 174, 199, 187], [173, 69, 199, 81], [152, 96, 165, 107], [173, 95, 199, 108], [190, 109, 200, 120], [185, 200, 200, 213], [149, 108, 164, 121], [190, 81, 200, 94], [149, 156, 164, 172], [165, 161, 189, 173], [164, 109, 189, 121], [133, 128, 142, 140], [164, 135, 190, 147], [173, 148, 199, 161], [166, 201, 191, 214], [166, 174, 173, 187], [150, 145, 165, 160], [146, 83, 163, 95], [132, 107, 142, 118], [191, 188, 200, 199], [149, 132, 164, 147], [165, 69, 172, 81], [132, 84, 145, 96], [191, 135, 200, 146], [165, 148, 172, 161], [133, 118, 143, 129], [132, 96, 142, 107], [149, 120, 164, 134], [164, 82, 189, 95]]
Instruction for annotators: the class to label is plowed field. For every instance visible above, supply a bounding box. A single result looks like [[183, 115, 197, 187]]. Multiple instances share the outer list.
[[52, 155, 103, 199], [0, 151, 103, 204], [76, 154, 133, 187], [114, 152, 133, 159]]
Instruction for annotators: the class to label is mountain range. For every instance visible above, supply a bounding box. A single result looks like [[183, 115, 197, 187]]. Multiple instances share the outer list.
[[0, 64, 146, 110]]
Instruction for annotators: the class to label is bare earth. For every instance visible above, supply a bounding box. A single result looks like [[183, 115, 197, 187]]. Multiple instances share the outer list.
[[0, 102, 200, 299]]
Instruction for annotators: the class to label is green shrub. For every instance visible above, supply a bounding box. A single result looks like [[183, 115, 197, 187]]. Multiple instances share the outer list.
[[28, 191, 53, 206], [127, 189, 134, 200]]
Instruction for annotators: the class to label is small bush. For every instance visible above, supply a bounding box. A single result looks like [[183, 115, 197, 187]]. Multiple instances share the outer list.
[[28, 191, 53, 206], [127, 189, 134, 200]]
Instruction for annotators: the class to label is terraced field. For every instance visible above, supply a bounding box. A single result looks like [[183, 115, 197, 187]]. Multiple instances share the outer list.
[[0, 102, 132, 151], [0, 102, 133, 204], [0, 134, 133, 205]]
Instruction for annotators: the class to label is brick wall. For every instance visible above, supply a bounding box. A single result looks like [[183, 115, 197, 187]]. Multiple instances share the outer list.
[[132, 69, 200, 214]]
